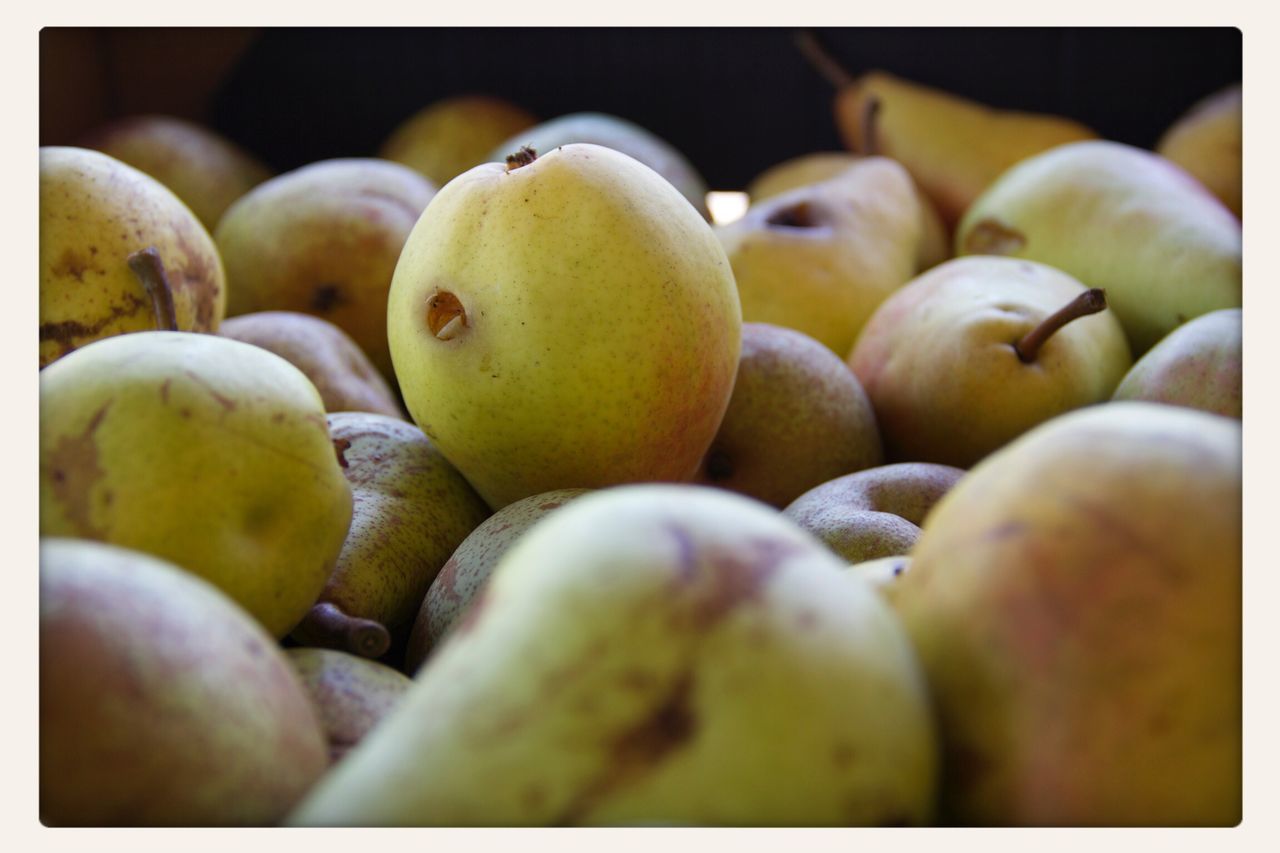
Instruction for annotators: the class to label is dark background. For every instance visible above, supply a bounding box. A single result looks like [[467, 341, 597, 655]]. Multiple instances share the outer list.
[[41, 27, 1242, 191]]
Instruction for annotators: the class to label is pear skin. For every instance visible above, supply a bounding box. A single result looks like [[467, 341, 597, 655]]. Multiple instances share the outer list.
[[286, 648, 413, 764], [1156, 84, 1242, 219], [380, 94, 537, 186], [41, 538, 328, 826], [1112, 307, 1241, 418], [288, 485, 937, 826], [894, 402, 1241, 825]]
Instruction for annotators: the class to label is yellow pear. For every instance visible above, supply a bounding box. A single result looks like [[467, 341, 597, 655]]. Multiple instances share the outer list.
[[957, 140, 1242, 355], [1156, 83, 1242, 218], [387, 144, 741, 509], [894, 402, 1241, 825], [39, 331, 353, 638], [39, 146, 226, 367], [380, 94, 537, 186]]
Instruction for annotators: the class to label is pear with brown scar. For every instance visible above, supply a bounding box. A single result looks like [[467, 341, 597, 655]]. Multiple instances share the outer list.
[[288, 484, 937, 827], [215, 158, 437, 380]]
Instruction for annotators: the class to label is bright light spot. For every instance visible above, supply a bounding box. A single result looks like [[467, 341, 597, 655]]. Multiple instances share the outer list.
[[706, 191, 750, 225]]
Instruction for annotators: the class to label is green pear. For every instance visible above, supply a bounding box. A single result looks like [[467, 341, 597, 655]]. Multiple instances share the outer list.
[[783, 463, 966, 563], [380, 94, 537, 186], [291, 412, 491, 659], [406, 487, 590, 672], [77, 113, 273, 229], [490, 112, 710, 218], [849, 256, 1132, 467], [1156, 84, 1242, 219], [219, 311, 405, 419], [215, 158, 437, 379], [41, 538, 328, 826], [288, 484, 937, 826], [894, 402, 1241, 825], [1112, 307, 1241, 419], [717, 156, 925, 357], [39, 331, 353, 638], [40, 146, 226, 367], [286, 648, 413, 764], [387, 143, 741, 510], [957, 140, 1242, 355], [692, 322, 882, 508]]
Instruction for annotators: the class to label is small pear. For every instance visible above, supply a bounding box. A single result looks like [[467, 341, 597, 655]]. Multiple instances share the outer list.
[[291, 412, 491, 660], [1112, 307, 1241, 419], [219, 311, 404, 419], [1156, 83, 1242, 218], [693, 322, 882, 508], [380, 94, 537, 186], [406, 488, 589, 672], [286, 648, 413, 764]]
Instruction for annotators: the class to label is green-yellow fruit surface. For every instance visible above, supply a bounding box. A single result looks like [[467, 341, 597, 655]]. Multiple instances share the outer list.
[[41, 538, 328, 826], [387, 143, 741, 509], [39, 331, 353, 638], [289, 484, 937, 826], [39, 146, 226, 367], [380, 94, 537, 186], [1156, 84, 1242, 219], [895, 402, 1241, 825]]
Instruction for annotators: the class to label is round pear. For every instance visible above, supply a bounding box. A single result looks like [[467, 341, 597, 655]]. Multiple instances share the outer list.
[[1112, 307, 1241, 418]]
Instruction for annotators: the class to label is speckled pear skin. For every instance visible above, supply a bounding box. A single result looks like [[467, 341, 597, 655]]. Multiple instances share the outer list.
[[299, 412, 492, 655], [1112, 308, 1241, 419], [215, 158, 437, 379], [784, 463, 965, 564], [286, 648, 413, 765], [387, 143, 741, 510], [288, 485, 938, 827], [39, 146, 226, 367], [692, 323, 882, 509], [896, 402, 1241, 825], [219, 311, 405, 419], [957, 140, 1242, 355], [41, 538, 329, 826], [406, 488, 590, 673], [39, 331, 353, 639]]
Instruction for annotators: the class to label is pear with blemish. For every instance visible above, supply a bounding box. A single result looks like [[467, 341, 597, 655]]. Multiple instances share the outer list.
[[39, 146, 226, 367], [290, 412, 491, 660], [39, 331, 353, 638], [406, 487, 590, 672], [289, 484, 937, 827], [1112, 308, 1241, 419], [215, 158, 437, 380], [286, 648, 413, 764]]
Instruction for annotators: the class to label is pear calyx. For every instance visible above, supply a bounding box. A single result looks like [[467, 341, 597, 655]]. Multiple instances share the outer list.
[[293, 601, 392, 660], [766, 201, 822, 230], [426, 291, 468, 341], [1014, 288, 1108, 364], [504, 145, 538, 171], [964, 218, 1027, 256], [127, 247, 179, 332]]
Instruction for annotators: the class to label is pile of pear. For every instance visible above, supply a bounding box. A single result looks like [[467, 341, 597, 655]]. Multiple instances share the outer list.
[[37, 59, 1242, 828]]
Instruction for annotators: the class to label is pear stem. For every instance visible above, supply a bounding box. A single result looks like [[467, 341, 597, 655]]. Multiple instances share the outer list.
[[794, 30, 854, 89], [1014, 288, 1108, 364], [127, 247, 178, 331], [292, 602, 391, 659], [859, 95, 882, 156]]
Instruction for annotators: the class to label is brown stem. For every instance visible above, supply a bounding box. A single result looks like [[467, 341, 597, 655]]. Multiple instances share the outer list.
[[292, 601, 391, 659], [127, 247, 178, 331], [859, 95, 882, 156], [794, 30, 854, 89], [1014, 288, 1108, 364]]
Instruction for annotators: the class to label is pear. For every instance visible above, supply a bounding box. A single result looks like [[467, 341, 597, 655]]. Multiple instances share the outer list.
[[717, 156, 925, 357], [288, 484, 938, 826], [380, 94, 537, 186], [957, 140, 1242, 355], [286, 648, 413, 764], [219, 311, 404, 419], [489, 112, 710, 218], [215, 158, 437, 379], [1112, 307, 1241, 419], [41, 538, 328, 826], [77, 114, 272, 229], [796, 31, 1097, 228], [406, 487, 589, 672], [844, 556, 911, 603], [291, 412, 491, 660], [1156, 83, 1242, 219], [39, 331, 353, 638], [784, 463, 966, 564], [40, 146, 226, 367], [849, 257, 1132, 467], [387, 143, 741, 510], [693, 322, 882, 508], [894, 402, 1241, 825]]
